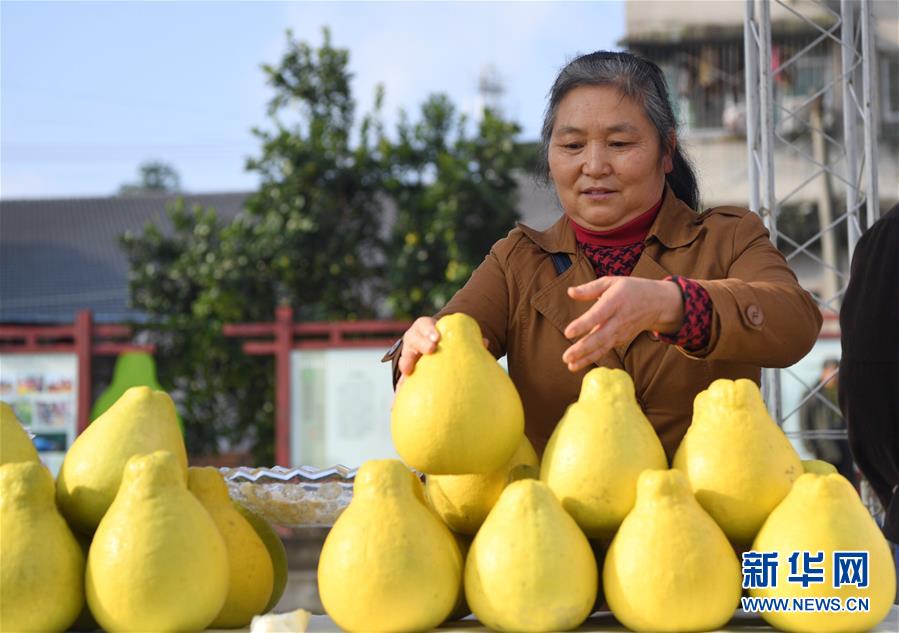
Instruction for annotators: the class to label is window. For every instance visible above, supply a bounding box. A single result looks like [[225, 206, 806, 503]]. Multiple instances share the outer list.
[[630, 33, 834, 134]]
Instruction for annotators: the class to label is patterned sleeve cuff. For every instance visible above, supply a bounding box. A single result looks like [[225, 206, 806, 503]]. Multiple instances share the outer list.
[[657, 275, 712, 351]]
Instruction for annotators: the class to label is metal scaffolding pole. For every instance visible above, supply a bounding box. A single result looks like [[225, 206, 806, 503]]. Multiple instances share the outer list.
[[758, 0, 778, 245], [841, 0, 863, 255], [740, 0, 883, 519], [756, 0, 782, 422], [743, 0, 761, 213], [861, 0, 881, 229], [745, 0, 761, 214], [744, 0, 881, 426]]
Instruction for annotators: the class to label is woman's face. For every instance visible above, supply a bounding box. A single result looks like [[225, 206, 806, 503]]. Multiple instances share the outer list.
[[548, 84, 672, 231]]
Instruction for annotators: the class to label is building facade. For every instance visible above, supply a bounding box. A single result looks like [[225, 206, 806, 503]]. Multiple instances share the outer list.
[[622, 0, 899, 294]]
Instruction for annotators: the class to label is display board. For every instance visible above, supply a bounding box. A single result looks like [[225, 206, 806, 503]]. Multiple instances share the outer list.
[[290, 348, 399, 469], [289, 349, 509, 469], [0, 353, 78, 475]]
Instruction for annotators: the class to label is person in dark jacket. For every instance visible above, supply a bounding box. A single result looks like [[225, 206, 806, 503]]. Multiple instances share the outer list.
[[839, 202, 899, 545]]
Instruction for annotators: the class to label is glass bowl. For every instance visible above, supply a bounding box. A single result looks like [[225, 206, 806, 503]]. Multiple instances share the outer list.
[[221, 465, 356, 528]]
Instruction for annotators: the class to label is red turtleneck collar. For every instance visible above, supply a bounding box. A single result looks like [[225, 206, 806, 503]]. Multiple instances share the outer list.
[[569, 195, 664, 247]]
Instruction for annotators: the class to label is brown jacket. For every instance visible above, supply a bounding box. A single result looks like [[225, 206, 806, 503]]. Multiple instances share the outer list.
[[410, 186, 822, 462]]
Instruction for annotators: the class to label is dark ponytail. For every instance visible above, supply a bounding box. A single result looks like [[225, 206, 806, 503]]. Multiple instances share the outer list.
[[666, 147, 700, 212]]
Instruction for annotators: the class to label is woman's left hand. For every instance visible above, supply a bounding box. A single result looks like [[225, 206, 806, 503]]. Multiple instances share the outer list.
[[562, 276, 685, 372]]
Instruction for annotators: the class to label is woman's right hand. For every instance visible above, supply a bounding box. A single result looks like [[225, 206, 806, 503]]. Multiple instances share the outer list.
[[397, 317, 440, 390], [396, 316, 491, 390]]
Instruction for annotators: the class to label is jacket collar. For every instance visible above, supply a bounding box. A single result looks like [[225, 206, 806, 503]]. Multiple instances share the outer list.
[[646, 184, 703, 248], [517, 212, 578, 254], [517, 183, 701, 253]]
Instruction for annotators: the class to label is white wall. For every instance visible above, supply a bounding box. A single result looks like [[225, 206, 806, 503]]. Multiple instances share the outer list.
[[626, 0, 838, 40]]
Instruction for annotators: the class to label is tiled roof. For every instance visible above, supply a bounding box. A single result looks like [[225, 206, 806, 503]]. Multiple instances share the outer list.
[[0, 179, 560, 325], [0, 192, 249, 323]]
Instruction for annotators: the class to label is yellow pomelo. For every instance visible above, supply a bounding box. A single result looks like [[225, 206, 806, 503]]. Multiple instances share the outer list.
[[318, 459, 462, 632], [234, 501, 289, 614], [189, 467, 274, 628], [56, 386, 187, 534], [425, 435, 538, 534], [86, 451, 228, 632], [802, 459, 838, 475], [604, 469, 742, 632], [673, 378, 802, 545], [541, 367, 667, 538], [0, 402, 39, 465], [750, 473, 896, 632], [589, 538, 608, 613], [465, 479, 597, 632], [445, 532, 473, 622], [69, 532, 100, 632], [391, 313, 523, 474], [0, 462, 84, 633]]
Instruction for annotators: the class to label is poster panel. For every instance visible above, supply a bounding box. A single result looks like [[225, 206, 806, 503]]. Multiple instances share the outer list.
[[0, 353, 78, 475], [290, 348, 399, 469]]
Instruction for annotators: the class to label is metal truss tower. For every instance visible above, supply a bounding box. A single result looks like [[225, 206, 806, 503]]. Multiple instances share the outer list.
[[743, 0, 881, 426]]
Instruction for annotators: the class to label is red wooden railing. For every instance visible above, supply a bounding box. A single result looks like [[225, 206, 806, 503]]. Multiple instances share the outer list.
[[3, 306, 836, 467]]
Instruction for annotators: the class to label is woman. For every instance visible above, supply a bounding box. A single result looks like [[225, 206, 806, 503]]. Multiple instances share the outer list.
[[385, 51, 822, 461]]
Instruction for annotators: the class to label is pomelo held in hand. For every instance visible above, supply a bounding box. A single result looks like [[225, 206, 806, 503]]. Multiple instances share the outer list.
[[392, 313, 523, 474]]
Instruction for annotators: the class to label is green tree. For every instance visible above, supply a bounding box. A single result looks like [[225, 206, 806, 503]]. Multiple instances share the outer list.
[[239, 27, 387, 321], [121, 200, 273, 457], [119, 160, 182, 195], [384, 96, 522, 317], [122, 29, 386, 463], [121, 29, 524, 463]]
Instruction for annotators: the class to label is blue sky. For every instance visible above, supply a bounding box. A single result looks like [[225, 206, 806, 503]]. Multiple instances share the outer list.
[[1, 1, 625, 199]]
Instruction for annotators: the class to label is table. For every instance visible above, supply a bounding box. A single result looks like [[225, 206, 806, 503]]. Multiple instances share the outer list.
[[300, 606, 899, 632]]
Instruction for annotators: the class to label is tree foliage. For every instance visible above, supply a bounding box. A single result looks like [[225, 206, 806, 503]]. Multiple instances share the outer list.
[[384, 96, 521, 316], [121, 201, 274, 457], [122, 29, 523, 462], [119, 160, 182, 195], [240, 28, 387, 321]]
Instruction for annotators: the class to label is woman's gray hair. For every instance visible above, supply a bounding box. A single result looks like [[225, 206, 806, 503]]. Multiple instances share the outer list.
[[538, 51, 699, 211]]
